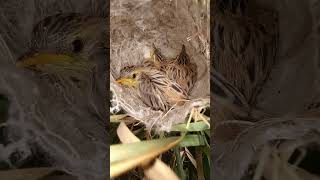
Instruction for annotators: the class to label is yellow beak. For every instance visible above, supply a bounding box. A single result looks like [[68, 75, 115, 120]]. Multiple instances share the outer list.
[[116, 78, 137, 87], [16, 53, 75, 67]]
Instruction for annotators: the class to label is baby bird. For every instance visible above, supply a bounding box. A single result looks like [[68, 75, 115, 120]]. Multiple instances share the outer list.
[[16, 13, 107, 82], [15, 13, 108, 122], [212, 0, 278, 105], [116, 44, 197, 111], [149, 44, 198, 94], [116, 65, 188, 112]]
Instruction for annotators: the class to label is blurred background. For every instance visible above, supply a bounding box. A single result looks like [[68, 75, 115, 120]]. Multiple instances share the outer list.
[[212, 1, 320, 180], [0, 1, 108, 180]]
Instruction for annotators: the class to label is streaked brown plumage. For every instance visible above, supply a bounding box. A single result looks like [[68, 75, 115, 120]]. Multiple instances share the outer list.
[[211, 1, 278, 153], [212, 0, 278, 105], [16, 13, 108, 121], [149, 44, 198, 94], [117, 65, 188, 111], [17, 13, 107, 77], [117, 44, 198, 112]]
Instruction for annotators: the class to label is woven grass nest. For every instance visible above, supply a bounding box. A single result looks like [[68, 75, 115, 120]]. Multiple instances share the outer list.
[[110, 0, 210, 132]]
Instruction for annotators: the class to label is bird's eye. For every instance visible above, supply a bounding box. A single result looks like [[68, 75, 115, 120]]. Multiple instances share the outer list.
[[132, 73, 137, 79], [72, 39, 84, 53]]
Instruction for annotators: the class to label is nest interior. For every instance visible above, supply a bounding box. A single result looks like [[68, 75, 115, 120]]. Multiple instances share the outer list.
[[110, 0, 210, 131]]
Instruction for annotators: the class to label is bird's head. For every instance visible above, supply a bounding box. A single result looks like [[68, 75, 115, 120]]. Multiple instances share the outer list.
[[16, 13, 107, 78], [116, 66, 146, 87]]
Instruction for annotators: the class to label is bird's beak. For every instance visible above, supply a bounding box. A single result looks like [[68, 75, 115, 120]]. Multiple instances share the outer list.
[[116, 78, 137, 87], [16, 53, 75, 67]]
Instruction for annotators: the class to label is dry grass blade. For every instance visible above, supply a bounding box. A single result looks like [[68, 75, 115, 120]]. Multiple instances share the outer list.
[[116, 122, 179, 180], [110, 114, 129, 122], [110, 122, 184, 178], [143, 159, 179, 180], [185, 147, 197, 168], [116, 122, 140, 143]]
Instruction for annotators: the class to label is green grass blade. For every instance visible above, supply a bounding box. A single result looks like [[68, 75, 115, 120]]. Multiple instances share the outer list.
[[171, 122, 210, 132], [179, 135, 207, 147]]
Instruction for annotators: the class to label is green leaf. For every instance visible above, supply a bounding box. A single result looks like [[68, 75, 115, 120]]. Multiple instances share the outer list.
[[171, 122, 209, 132], [179, 135, 206, 147], [203, 151, 210, 180], [174, 147, 186, 180], [204, 129, 210, 137]]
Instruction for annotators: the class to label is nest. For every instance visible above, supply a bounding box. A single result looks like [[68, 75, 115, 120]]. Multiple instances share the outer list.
[[212, 0, 320, 179], [110, 0, 210, 132]]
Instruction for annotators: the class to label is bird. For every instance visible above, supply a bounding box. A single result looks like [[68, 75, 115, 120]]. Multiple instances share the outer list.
[[211, 0, 278, 147], [116, 65, 188, 112], [5, 13, 109, 177], [15, 13, 108, 119], [16, 13, 107, 73], [116, 44, 197, 112], [212, 0, 278, 106], [147, 44, 198, 94]]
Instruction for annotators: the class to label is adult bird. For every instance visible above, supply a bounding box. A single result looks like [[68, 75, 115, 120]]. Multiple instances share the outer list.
[[16, 13, 108, 122], [212, 0, 278, 105]]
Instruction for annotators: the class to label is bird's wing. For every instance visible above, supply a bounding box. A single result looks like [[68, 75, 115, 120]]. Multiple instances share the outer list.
[[139, 72, 168, 111], [139, 69, 188, 111]]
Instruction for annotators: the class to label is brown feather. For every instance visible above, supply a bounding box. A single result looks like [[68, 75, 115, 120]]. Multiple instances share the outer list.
[[213, 1, 278, 105]]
